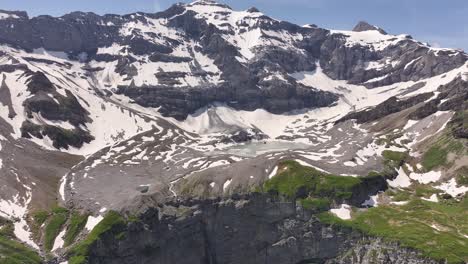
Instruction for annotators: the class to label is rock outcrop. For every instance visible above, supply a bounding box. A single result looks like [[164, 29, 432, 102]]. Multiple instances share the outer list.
[[81, 195, 438, 264], [0, 1, 465, 120]]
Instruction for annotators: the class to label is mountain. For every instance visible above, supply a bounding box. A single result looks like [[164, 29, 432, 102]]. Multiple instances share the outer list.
[[0, 1, 467, 263]]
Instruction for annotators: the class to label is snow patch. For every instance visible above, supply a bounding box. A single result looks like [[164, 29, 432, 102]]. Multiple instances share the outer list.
[[408, 171, 441, 184], [223, 179, 232, 192], [0, 12, 20, 20], [362, 194, 379, 207], [85, 215, 104, 231], [387, 167, 412, 188], [330, 204, 352, 220], [52, 228, 66, 251], [435, 178, 468, 197], [268, 166, 278, 179], [422, 194, 439, 203]]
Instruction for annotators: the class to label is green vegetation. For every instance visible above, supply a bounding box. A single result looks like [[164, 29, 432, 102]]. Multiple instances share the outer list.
[[0, 219, 14, 238], [44, 207, 68, 251], [391, 190, 411, 202], [414, 184, 440, 197], [30, 207, 89, 250], [300, 198, 330, 211], [376, 133, 405, 148], [367, 171, 381, 178], [0, 236, 42, 264], [32, 210, 49, 226], [30, 210, 50, 241], [455, 166, 468, 186], [262, 160, 363, 202], [421, 134, 464, 171], [382, 150, 408, 163], [263, 160, 468, 263], [319, 198, 468, 264], [52, 206, 69, 214], [0, 217, 42, 264], [422, 146, 448, 171], [382, 150, 408, 169], [450, 109, 468, 139], [69, 211, 126, 264], [64, 212, 88, 247]]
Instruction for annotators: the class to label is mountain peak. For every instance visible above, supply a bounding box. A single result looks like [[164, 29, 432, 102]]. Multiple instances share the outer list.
[[0, 9, 28, 19], [246, 7, 260, 13], [187, 0, 232, 9], [352, 21, 387, 34]]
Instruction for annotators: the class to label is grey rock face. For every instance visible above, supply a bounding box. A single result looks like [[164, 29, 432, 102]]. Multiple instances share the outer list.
[[117, 82, 338, 120], [319, 34, 466, 87], [338, 76, 468, 127], [337, 92, 434, 124], [19, 71, 94, 149], [329, 238, 440, 264], [86, 195, 356, 264], [0, 0, 465, 121], [352, 21, 387, 34], [83, 195, 437, 264]]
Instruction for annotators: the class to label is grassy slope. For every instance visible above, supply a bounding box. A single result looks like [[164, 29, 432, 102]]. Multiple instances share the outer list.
[[31, 206, 88, 252], [319, 198, 468, 264], [0, 218, 42, 264], [262, 160, 363, 200], [0, 236, 42, 264], [64, 212, 89, 247], [330, 123, 468, 263], [44, 206, 69, 251], [68, 211, 126, 264], [421, 133, 465, 171], [264, 160, 468, 263]]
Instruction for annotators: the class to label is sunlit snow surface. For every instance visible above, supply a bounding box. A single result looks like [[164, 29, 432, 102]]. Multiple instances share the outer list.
[[0, 193, 38, 249], [330, 204, 352, 220], [85, 215, 104, 231]]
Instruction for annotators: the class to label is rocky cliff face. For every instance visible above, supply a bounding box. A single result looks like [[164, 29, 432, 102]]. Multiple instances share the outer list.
[[82, 195, 438, 264], [0, 0, 465, 121]]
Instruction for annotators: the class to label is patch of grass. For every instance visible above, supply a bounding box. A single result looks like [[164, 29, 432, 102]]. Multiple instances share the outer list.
[[450, 109, 468, 139], [30, 210, 50, 241], [414, 184, 439, 197], [0, 216, 42, 263], [64, 212, 88, 247], [300, 198, 330, 211], [52, 206, 69, 214], [391, 190, 411, 202], [0, 235, 42, 264], [382, 150, 408, 163], [455, 166, 468, 186], [382, 150, 408, 169], [68, 211, 126, 264], [69, 255, 86, 264], [44, 208, 68, 252], [0, 221, 14, 238], [319, 198, 468, 264], [262, 160, 362, 201], [127, 214, 140, 223], [32, 210, 49, 226], [367, 171, 381, 177], [421, 133, 465, 171], [115, 232, 126, 240], [422, 146, 448, 171], [376, 133, 405, 148]]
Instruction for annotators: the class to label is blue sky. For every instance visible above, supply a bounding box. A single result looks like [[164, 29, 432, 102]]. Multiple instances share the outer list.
[[1, 0, 467, 51]]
